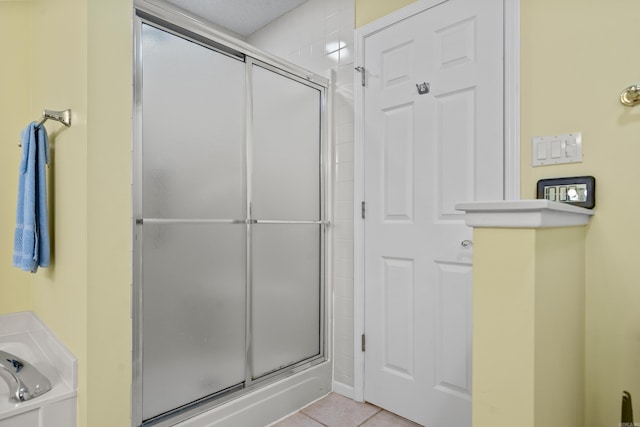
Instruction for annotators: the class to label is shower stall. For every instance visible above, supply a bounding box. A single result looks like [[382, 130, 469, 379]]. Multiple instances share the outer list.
[[132, 8, 330, 427]]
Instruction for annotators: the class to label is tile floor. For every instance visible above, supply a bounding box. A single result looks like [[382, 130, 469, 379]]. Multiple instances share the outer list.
[[270, 393, 422, 427]]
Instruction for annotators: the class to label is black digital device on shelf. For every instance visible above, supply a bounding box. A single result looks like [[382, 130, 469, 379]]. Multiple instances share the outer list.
[[536, 176, 596, 209]]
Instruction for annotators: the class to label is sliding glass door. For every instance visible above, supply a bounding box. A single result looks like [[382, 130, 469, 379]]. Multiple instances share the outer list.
[[250, 63, 323, 379], [134, 22, 326, 426]]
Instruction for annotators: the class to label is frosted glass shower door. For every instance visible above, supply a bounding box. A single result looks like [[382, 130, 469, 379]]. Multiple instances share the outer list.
[[135, 24, 326, 425], [250, 64, 323, 379], [140, 24, 247, 421]]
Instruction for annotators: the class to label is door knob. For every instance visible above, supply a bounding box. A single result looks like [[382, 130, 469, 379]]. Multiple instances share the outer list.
[[461, 240, 473, 248]]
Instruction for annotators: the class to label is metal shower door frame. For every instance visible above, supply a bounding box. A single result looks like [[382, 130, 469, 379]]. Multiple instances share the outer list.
[[131, 7, 330, 427]]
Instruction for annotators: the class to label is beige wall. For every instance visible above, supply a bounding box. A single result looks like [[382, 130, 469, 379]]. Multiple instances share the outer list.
[[1, 1, 132, 426], [521, 0, 640, 424], [30, 0, 89, 424], [473, 226, 586, 427], [354, 0, 416, 27], [85, 0, 132, 424], [0, 1, 34, 313]]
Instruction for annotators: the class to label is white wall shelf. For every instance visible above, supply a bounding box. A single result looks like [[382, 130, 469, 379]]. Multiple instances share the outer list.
[[455, 200, 594, 228]]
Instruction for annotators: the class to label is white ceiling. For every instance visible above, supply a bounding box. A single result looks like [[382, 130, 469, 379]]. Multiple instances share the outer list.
[[164, 0, 310, 37]]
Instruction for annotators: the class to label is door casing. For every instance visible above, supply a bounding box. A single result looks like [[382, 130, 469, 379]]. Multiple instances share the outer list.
[[352, 0, 520, 402]]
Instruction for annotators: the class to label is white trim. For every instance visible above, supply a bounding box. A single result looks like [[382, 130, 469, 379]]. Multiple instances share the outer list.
[[353, 20, 366, 403], [353, 0, 520, 403], [331, 381, 355, 400], [504, 0, 521, 200], [455, 200, 594, 228]]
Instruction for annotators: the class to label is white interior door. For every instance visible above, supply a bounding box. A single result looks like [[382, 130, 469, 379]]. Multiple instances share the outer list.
[[362, 0, 504, 425]]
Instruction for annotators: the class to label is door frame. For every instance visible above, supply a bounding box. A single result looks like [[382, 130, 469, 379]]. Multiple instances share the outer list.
[[352, 0, 520, 402]]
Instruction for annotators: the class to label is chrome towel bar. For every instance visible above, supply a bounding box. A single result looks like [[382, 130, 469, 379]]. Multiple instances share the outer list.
[[18, 109, 72, 147], [37, 109, 71, 128]]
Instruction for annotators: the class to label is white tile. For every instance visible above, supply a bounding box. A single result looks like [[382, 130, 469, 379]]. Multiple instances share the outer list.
[[334, 201, 354, 222], [334, 279, 354, 303], [335, 103, 354, 126], [334, 295, 353, 318], [335, 142, 354, 164], [325, 30, 341, 54], [333, 371, 354, 387], [325, 0, 341, 17], [325, 12, 340, 36], [335, 161, 354, 183], [331, 219, 354, 241], [339, 45, 354, 67], [336, 82, 354, 101], [333, 347, 354, 376], [334, 237, 354, 260], [335, 180, 354, 202], [334, 258, 355, 281], [336, 65, 354, 85], [337, 122, 354, 145]]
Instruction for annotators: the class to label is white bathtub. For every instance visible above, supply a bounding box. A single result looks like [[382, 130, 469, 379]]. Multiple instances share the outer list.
[[0, 312, 77, 427]]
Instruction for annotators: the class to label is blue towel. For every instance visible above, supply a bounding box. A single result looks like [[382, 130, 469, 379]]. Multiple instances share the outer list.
[[13, 122, 50, 273]]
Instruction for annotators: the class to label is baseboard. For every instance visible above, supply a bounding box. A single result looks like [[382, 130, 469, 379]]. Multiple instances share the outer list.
[[331, 380, 355, 400]]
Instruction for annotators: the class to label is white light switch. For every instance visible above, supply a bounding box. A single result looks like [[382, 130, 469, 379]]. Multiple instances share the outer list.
[[537, 142, 548, 160], [550, 140, 562, 158], [565, 139, 578, 157], [531, 132, 582, 166]]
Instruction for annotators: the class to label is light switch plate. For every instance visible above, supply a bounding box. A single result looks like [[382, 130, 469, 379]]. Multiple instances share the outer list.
[[531, 132, 582, 166]]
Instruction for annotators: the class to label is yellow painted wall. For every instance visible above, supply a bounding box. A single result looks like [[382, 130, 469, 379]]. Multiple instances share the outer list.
[[534, 227, 585, 427], [520, 0, 640, 424], [354, 0, 416, 27], [30, 0, 89, 425], [0, 1, 34, 312], [0, 0, 132, 426], [86, 0, 132, 424], [473, 226, 585, 427], [472, 228, 536, 427]]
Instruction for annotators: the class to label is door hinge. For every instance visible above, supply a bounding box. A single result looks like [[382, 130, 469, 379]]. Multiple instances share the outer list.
[[355, 66, 365, 87], [361, 334, 366, 352], [361, 201, 366, 219]]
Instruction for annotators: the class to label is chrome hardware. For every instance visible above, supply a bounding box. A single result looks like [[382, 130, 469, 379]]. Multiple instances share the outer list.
[[38, 109, 72, 128], [416, 82, 430, 95], [355, 66, 366, 87], [0, 350, 52, 402], [19, 109, 72, 147], [461, 240, 473, 248], [620, 85, 640, 106]]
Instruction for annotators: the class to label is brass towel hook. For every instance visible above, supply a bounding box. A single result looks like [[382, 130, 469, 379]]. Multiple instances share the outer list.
[[620, 85, 640, 106]]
